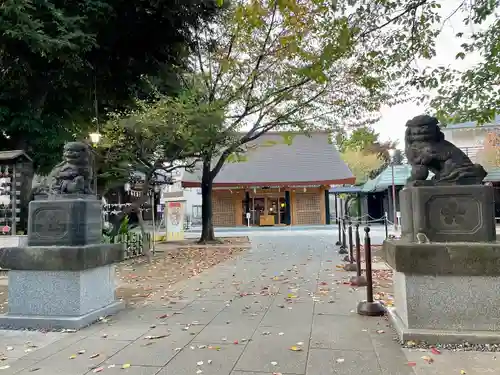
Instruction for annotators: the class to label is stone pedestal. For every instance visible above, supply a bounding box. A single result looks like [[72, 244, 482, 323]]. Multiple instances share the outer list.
[[0, 196, 124, 330], [383, 185, 500, 344]]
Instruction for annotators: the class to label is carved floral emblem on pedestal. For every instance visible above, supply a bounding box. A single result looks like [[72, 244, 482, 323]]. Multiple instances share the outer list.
[[440, 200, 467, 225]]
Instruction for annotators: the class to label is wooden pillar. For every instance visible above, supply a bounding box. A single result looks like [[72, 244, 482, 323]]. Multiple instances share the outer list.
[[319, 187, 326, 224], [234, 193, 242, 226], [291, 190, 297, 225], [284, 191, 291, 225], [325, 189, 330, 225]]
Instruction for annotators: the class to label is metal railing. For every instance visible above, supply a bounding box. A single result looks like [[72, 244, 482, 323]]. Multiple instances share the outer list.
[[103, 232, 151, 260]]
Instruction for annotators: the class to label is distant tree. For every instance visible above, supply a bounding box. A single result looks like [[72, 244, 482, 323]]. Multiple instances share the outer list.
[[0, 0, 222, 174], [96, 87, 220, 240], [477, 132, 500, 169], [341, 150, 384, 184]]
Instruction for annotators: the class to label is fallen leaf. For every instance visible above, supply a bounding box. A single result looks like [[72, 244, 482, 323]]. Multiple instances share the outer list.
[[207, 360, 212, 364], [431, 348, 441, 355], [0, 366, 10, 370], [271, 361, 278, 366], [197, 361, 204, 366], [460, 371, 466, 374], [422, 355, 434, 363], [144, 335, 169, 340], [89, 353, 100, 359], [336, 358, 345, 363], [69, 354, 77, 359], [290, 346, 303, 351], [92, 367, 104, 373], [122, 364, 131, 369]]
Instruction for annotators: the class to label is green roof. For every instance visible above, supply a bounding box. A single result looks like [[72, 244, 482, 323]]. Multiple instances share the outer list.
[[484, 167, 500, 182], [362, 165, 434, 192], [362, 164, 500, 191]]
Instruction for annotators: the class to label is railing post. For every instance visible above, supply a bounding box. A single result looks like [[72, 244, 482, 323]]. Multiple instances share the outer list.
[[338, 217, 348, 254], [350, 224, 367, 286], [344, 220, 357, 271], [357, 227, 385, 316], [335, 215, 342, 245], [384, 212, 388, 239]]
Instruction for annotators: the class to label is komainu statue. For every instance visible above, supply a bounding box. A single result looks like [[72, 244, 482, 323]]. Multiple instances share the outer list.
[[405, 115, 487, 186], [47, 142, 94, 194]]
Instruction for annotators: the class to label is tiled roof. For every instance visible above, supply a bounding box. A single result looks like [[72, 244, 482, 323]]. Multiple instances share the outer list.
[[182, 132, 355, 187], [0, 150, 31, 162]]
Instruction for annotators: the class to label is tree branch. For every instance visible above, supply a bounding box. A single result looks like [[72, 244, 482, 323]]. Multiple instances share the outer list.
[[358, 0, 428, 39]]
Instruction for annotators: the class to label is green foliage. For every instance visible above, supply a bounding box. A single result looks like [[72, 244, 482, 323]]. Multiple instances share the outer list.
[[337, 127, 380, 153], [0, 0, 222, 173], [96, 89, 215, 192], [341, 149, 384, 184], [412, 1, 500, 124]]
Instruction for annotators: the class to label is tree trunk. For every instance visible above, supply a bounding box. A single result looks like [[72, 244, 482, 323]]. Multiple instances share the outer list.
[[199, 160, 217, 243], [136, 207, 152, 262]]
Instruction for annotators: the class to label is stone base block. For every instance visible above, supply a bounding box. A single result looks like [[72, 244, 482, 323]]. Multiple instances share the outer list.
[[389, 271, 500, 344], [0, 301, 124, 330], [0, 243, 124, 271], [28, 196, 102, 247], [399, 185, 495, 243], [383, 239, 500, 276], [387, 307, 500, 345], [7, 266, 119, 317]]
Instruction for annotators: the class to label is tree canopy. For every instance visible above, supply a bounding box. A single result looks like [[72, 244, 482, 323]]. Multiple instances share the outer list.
[[413, 0, 500, 124], [341, 150, 384, 184], [0, 0, 221, 173], [172, 0, 452, 241]]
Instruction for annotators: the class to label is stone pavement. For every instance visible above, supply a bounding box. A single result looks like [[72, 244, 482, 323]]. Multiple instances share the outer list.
[[1, 233, 499, 374]]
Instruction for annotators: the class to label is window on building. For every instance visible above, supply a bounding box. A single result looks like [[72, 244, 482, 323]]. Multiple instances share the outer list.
[[192, 205, 202, 218]]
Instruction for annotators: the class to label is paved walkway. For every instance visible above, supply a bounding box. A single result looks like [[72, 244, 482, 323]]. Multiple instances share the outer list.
[[1, 233, 499, 374]]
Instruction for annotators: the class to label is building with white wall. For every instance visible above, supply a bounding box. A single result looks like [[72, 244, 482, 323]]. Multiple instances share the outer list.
[[160, 168, 202, 225], [441, 115, 500, 180]]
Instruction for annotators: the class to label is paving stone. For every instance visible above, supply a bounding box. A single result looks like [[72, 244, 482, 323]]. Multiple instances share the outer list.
[[306, 348, 382, 375], [258, 302, 314, 326], [310, 314, 375, 351], [192, 321, 259, 344], [88, 324, 153, 341], [105, 326, 202, 367], [23, 337, 130, 375], [158, 342, 245, 375], [0, 359, 38, 374], [234, 324, 310, 374], [19, 332, 91, 361], [86, 365, 162, 375]]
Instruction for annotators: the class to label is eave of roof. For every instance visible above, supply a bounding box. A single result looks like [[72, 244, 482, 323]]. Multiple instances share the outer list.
[[183, 177, 355, 188]]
